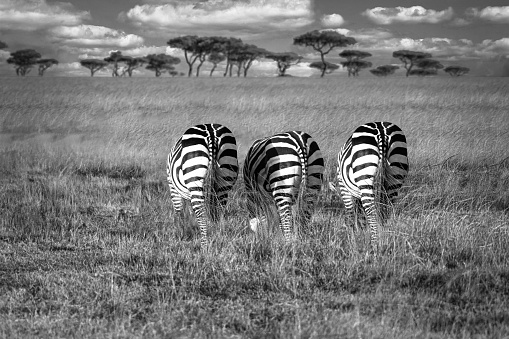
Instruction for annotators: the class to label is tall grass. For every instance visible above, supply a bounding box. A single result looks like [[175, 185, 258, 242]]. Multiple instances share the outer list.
[[1, 76, 508, 338]]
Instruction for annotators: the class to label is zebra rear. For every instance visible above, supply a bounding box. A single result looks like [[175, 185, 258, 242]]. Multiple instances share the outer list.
[[243, 131, 324, 241], [337, 122, 409, 250], [166, 124, 239, 247]]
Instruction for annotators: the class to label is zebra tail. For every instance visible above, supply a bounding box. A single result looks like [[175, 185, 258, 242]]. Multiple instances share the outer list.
[[203, 149, 219, 224], [372, 153, 391, 225], [295, 146, 308, 227]]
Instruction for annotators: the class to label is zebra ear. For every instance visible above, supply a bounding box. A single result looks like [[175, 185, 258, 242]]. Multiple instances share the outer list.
[[328, 182, 337, 192]]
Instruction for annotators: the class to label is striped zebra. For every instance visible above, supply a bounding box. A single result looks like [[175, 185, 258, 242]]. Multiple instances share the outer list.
[[166, 124, 239, 247], [243, 131, 324, 241], [336, 122, 409, 250]]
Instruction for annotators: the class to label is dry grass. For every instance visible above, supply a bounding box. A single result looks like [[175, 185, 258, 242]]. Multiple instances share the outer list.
[[1, 76, 508, 338]]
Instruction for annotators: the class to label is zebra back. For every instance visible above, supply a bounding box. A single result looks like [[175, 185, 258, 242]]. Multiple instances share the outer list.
[[167, 123, 239, 246]]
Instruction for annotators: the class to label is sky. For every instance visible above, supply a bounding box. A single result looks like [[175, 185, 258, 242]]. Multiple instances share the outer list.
[[0, 0, 508, 77]]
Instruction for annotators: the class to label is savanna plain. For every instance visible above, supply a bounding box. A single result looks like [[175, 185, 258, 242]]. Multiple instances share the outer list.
[[1, 76, 508, 339]]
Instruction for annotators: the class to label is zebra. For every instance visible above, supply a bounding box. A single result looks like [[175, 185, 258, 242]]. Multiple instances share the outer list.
[[243, 131, 324, 241], [336, 121, 409, 250], [166, 123, 239, 247]]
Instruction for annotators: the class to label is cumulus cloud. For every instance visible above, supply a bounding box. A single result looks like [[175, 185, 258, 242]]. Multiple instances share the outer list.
[[362, 6, 453, 25], [0, 0, 89, 31], [321, 14, 345, 27], [121, 0, 313, 34], [49, 25, 144, 48], [467, 6, 509, 23]]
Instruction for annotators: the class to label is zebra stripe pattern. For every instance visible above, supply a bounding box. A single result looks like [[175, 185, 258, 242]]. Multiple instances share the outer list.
[[166, 124, 239, 247], [243, 131, 324, 241], [337, 121, 409, 249]]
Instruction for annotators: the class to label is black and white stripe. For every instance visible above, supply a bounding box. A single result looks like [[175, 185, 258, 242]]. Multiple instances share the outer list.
[[166, 124, 239, 246], [243, 131, 324, 241], [336, 121, 409, 249]]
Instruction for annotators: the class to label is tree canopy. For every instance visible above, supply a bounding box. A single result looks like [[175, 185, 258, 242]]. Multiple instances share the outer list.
[[120, 56, 148, 77], [340, 60, 372, 77], [294, 30, 356, 77], [80, 59, 109, 77], [338, 50, 372, 77], [104, 51, 129, 77], [309, 61, 339, 75], [229, 44, 268, 77], [7, 49, 42, 76], [444, 66, 470, 77], [145, 54, 181, 77], [207, 52, 226, 77], [168, 35, 218, 77], [393, 50, 432, 77], [0, 41, 7, 49], [370, 65, 399, 77], [266, 52, 302, 77], [37, 59, 58, 76]]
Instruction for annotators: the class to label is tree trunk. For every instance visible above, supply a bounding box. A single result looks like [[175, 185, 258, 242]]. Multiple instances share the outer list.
[[320, 52, 326, 78], [210, 65, 216, 77]]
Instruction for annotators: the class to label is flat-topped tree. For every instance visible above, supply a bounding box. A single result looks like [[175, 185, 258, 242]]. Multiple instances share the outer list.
[[339, 50, 372, 77], [80, 59, 109, 76], [340, 60, 372, 77], [409, 59, 443, 77], [145, 54, 181, 77], [208, 52, 225, 77], [104, 51, 128, 77], [444, 66, 470, 77], [266, 52, 302, 77], [120, 56, 148, 77], [168, 35, 215, 77], [309, 61, 339, 76], [7, 49, 41, 76], [393, 50, 432, 77], [370, 65, 399, 77], [209, 37, 244, 77], [294, 30, 356, 77], [37, 59, 58, 76], [229, 44, 268, 77]]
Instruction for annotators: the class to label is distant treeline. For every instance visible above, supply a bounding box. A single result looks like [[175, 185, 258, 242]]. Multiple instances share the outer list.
[[0, 32, 470, 77]]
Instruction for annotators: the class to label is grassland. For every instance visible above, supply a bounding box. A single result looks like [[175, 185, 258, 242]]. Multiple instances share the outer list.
[[1, 76, 508, 338]]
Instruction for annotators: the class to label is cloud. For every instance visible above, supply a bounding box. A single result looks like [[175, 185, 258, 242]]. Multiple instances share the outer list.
[[49, 25, 144, 48], [121, 0, 313, 34], [362, 6, 453, 25], [467, 6, 509, 23], [0, 0, 90, 31], [321, 14, 345, 27], [0, 50, 10, 62]]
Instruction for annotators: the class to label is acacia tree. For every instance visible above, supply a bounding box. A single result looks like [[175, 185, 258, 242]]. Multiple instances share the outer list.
[[266, 52, 302, 77], [7, 49, 41, 76], [145, 54, 181, 77], [208, 52, 225, 76], [370, 65, 399, 77], [104, 51, 128, 77], [409, 59, 444, 76], [120, 56, 148, 77], [37, 59, 58, 76], [393, 50, 432, 77], [444, 66, 470, 76], [209, 37, 244, 77], [294, 30, 356, 77], [168, 36, 216, 77], [80, 59, 109, 76], [339, 50, 372, 77], [229, 44, 268, 77], [309, 61, 339, 75]]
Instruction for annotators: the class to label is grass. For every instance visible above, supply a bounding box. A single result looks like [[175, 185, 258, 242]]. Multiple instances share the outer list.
[[1, 76, 509, 338]]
